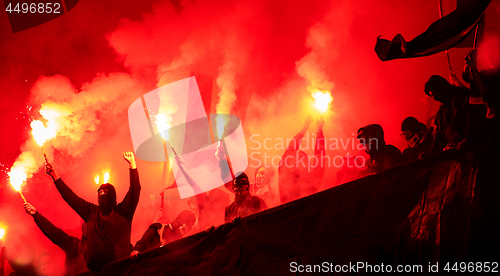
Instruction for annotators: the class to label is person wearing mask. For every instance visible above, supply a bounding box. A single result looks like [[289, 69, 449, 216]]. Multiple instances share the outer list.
[[45, 152, 141, 273]]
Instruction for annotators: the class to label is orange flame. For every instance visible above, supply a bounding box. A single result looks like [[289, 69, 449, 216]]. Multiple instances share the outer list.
[[311, 90, 333, 113], [0, 228, 5, 240], [95, 175, 99, 185], [31, 106, 60, 146], [155, 114, 172, 141], [103, 172, 110, 183], [31, 120, 57, 146], [8, 167, 27, 191]]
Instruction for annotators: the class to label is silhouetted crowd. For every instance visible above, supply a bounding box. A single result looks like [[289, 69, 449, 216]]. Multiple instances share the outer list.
[[1, 44, 499, 276]]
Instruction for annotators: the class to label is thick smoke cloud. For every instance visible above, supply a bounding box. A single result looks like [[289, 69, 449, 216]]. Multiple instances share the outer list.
[[0, 0, 473, 274]]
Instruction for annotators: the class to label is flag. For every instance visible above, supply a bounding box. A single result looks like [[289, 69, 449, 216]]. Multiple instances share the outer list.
[[439, 0, 482, 48], [375, 0, 491, 61]]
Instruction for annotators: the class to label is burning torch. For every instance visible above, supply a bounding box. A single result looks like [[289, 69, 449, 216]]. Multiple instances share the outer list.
[[94, 172, 110, 185], [31, 119, 57, 162], [8, 167, 28, 204], [311, 89, 333, 114]]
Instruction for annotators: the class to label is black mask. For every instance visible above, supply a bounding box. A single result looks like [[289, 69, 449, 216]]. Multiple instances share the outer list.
[[97, 183, 117, 213]]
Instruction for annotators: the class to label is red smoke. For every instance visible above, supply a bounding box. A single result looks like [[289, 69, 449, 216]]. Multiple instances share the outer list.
[[0, 0, 474, 274]]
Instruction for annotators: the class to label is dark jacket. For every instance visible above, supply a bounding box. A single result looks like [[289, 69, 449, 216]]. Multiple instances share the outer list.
[[54, 169, 141, 272], [359, 144, 402, 177], [224, 195, 267, 223], [32, 212, 88, 276], [430, 87, 487, 153], [402, 129, 433, 162], [133, 223, 183, 252], [133, 223, 162, 253]]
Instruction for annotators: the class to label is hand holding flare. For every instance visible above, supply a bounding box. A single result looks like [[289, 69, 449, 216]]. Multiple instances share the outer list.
[[215, 140, 235, 179], [45, 161, 60, 181]]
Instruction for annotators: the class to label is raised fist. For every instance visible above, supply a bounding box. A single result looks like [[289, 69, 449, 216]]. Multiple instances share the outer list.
[[123, 152, 137, 169]]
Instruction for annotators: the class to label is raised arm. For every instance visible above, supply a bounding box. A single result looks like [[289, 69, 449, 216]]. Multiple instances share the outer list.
[[24, 203, 80, 256], [130, 223, 162, 258], [119, 152, 141, 219], [174, 156, 205, 195], [216, 142, 234, 192], [46, 162, 93, 222], [285, 115, 313, 153], [308, 116, 326, 193]]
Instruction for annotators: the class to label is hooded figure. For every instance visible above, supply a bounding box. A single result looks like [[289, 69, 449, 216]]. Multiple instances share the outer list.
[[224, 172, 267, 222], [424, 75, 488, 154], [357, 124, 402, 176], [400, 117, 433, 162], [97, 183, 117, 214], [45, 152, 141, 273], [130, 210, 196, 258]]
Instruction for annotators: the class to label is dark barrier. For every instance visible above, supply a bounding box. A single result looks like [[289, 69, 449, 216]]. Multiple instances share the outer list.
[[94, 150, 500, 275]]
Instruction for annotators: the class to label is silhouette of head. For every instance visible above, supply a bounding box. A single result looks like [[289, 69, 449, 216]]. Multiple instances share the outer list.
[[425, 75, 452, 103], [97, 183, 117, 213], [171, 210, 196, 237], [401, 117, 425, 148], [357, 124, 385, 154]]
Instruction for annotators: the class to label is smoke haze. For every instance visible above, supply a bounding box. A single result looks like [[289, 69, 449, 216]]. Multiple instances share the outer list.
[[0, 0, 474, 273]]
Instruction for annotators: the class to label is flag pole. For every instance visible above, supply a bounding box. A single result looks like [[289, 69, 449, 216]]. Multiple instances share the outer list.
[[472, 22, 480, 51], [438, 0, 453, 71]]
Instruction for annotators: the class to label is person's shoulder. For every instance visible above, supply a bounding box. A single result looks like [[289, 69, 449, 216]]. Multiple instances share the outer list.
[[249, 195, 265, 205], [385, 144, 402, 155], [226, 201, 236, 210], [453, 86, 470, 98], [149, 223, 163, 230], [402, 147, 412, 155], [249, 195, 262, 201]]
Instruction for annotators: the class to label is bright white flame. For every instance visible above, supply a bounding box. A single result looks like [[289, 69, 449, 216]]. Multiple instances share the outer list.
[[312, 90, 333, 113], [0, 228, 5, 240], [31, 120, 57, 146], [156, 114, 171, 140], [8, 167, 27, 191], [95, 175, 99, 185], [215, 115, 228, 139], [104, 172, 110, 183]]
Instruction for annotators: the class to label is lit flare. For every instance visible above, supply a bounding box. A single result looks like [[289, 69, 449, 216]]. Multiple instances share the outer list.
[[104, 172, 110, 183], [95, 175, 99, 185], [8, 166, 28, 203], [156, 114, 172, 141], [311, 90, 333, 113], [215, 115, 228, 139], [8, 167, 27, 191], [0, 228, 5, 240], [31, 120, 57, 146]]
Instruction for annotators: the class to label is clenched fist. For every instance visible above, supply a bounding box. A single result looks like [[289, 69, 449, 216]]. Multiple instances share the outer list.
[[123, 152, 136, 169]]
